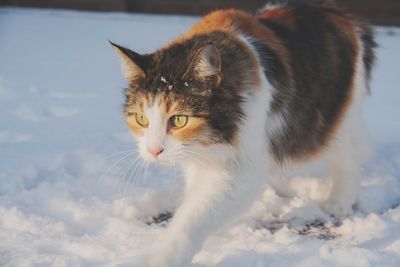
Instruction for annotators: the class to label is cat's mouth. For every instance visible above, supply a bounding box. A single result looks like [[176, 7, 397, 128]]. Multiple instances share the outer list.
[[141, 153, 178, 166]]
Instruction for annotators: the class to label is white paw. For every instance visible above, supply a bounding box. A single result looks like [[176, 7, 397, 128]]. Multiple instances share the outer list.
[[321, 198, 354, 218], [146, 234, 193, 267]]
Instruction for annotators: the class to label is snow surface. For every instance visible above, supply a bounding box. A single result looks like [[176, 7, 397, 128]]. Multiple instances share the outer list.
[[0, 8, 400, 267]]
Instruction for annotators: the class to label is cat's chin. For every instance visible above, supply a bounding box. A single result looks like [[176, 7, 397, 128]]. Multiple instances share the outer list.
[[153, 159, 174, 166], [141, 155, 176, 166]]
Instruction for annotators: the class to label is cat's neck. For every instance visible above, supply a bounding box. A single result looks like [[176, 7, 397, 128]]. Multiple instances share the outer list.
[[181, 144, 235, 172]]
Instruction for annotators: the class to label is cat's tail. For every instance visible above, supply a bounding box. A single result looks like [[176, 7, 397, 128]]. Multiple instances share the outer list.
[[258, 0, 336, 13], [358, 23, 377, 92]]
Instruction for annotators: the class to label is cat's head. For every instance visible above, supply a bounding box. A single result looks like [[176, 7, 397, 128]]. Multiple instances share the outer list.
[[111, 31, 259, 164]]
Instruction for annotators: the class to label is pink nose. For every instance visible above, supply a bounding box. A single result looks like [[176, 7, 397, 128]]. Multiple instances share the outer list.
[[148, 147, 164, 157]]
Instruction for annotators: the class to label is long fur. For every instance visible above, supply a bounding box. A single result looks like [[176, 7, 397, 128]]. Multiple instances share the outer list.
[[111, 2, 375, 266]]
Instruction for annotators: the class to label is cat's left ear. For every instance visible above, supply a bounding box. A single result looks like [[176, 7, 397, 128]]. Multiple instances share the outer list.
[[185, 44, 222, 88], [110, 41, 146, 82]]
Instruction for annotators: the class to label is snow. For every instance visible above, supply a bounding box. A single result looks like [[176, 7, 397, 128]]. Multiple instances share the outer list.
[[0, 7, 399, 267]]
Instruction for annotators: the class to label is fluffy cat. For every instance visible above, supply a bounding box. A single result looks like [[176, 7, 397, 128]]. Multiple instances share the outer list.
[[111, 2, 375, 266]]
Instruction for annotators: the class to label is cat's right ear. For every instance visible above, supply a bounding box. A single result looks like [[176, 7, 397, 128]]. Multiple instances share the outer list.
[[110, 41, 145, 82]]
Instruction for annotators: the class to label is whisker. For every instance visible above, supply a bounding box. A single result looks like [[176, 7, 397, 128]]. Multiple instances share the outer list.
[[105, 149, 138, 159], [121, 158, 144, 197], [102, 151, 138, 178], [114, 156, 142, 197], [168, 151, 180, 203], [90, 151, 138, 194], [132, 160, 145, 193], [138, 162, 149, 194], [112, 155, 141, 190]]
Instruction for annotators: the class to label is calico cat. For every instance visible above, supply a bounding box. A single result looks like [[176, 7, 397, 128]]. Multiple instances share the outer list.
[[111, 2, 375, 266]]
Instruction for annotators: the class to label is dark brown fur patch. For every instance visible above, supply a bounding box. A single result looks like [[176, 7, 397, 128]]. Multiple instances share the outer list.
[[255, 3, 373, 162], [358, 23, 377, 88]]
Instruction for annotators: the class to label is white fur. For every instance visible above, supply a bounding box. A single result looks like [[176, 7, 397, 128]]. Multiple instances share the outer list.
[[147, 64, 274, 267], [141, 38, 371, 267], [145, 36, 275, 265], [138, 96, 183, 164], [321, 40, 372, 216]]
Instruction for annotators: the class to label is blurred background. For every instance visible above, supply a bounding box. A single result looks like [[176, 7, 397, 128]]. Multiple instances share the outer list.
[[1, 0, 400, 26]]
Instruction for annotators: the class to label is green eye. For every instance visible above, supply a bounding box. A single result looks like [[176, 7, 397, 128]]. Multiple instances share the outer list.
[[171, 115, 188, 128], [135, 113, 149, 127]]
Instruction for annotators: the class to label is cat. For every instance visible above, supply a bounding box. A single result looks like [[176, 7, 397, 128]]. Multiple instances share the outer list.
[[111, 2, 375, 266]]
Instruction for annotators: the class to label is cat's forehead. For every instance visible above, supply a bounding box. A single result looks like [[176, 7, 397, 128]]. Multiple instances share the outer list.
[[125, 88, 208, 116], [126, 90, 180, 108], [141, 65, 211, 99], [143, 62, 193, 94], [135, 66, 207, 103]]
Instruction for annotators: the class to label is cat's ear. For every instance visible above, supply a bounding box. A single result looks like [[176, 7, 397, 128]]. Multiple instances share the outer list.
[[110, 41, 145, 82], [186, 44, 222, 87]]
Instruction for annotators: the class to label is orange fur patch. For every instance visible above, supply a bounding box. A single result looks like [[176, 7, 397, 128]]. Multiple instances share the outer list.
[[180, 9, 293, 88], [125, 115, 145, 136], [169, 116, 208, 142], [124, 92, 153, 137], [257, 8, 297, 29]]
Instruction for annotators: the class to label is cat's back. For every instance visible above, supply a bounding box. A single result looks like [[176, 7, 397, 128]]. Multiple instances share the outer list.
[[255, 3, 375, 161], [183, 2, 375, 162]]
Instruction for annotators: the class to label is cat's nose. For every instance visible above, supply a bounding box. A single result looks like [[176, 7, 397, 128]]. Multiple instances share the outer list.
[[148, 147, 164, 157]]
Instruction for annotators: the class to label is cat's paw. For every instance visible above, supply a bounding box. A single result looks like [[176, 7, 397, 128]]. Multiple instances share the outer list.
[[321, 199, 353, 218], [147, 247, 190, 267], [146, 234, 193, 267]]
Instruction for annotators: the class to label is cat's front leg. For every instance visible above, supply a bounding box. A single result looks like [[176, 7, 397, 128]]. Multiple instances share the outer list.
[[146, 164, 266, 267], [146, 203, 206, 267], [147, 228, 194, 267]]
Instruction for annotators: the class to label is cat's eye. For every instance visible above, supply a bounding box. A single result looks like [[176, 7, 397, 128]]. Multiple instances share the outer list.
[[170, 115, 188, 128], [135, 113, 149, 127]]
